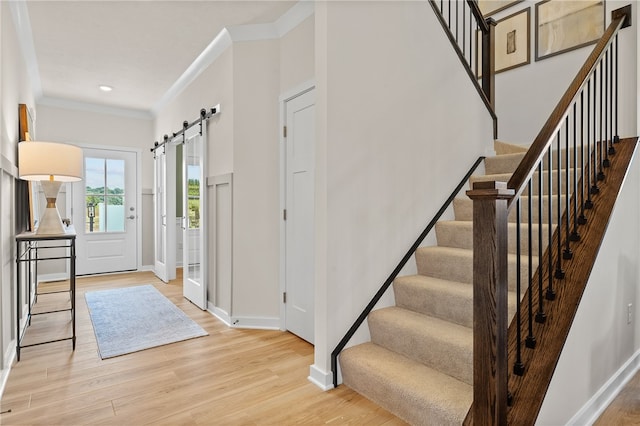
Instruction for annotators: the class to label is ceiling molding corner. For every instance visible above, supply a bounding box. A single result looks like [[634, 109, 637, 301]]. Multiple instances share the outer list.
[[151, 28, 233, 116], [38, 96, 154, 120], [275, 0, 315, 38]]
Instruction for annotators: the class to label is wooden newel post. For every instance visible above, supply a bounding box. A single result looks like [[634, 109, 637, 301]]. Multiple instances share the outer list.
[[466, 181, 513, 426]]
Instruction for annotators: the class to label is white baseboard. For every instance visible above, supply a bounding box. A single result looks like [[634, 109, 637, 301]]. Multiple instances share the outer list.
[[229, 315, 280, 330], [567, 348, 640, 425], [308, 364, 334, 391], [207, 303, 232, 326], [0, 343, 16, 399], [139, 264, 154, 272]]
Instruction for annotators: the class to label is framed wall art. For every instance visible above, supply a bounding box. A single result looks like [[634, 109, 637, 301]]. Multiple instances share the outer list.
[[535, 0, 605, 61], [478, 0, 524, 17], [477, 8, 531, 77], [17, 103, 38, 232]]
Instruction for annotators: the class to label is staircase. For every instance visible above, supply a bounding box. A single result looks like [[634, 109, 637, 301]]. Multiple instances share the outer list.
[[339, 142, 539, 425]]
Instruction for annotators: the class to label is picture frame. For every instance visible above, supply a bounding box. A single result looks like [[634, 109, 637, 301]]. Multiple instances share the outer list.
[[535, 0, 605, 61], [478, 0, 524, 17], [477, 8, 531, 77], [18, 103, 39, 232]]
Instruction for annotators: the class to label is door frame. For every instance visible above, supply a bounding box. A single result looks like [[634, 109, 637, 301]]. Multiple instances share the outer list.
[[278, 80, 316, 332], [71, 143, 142, 272]]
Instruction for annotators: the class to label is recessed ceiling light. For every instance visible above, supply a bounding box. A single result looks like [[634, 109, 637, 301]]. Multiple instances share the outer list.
[[99, 85, 113, 92]]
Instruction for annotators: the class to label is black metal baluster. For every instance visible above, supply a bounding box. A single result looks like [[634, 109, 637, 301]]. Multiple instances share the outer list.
[[579, 90, 588, 223], [586, 77, 595, 206], [571, 102, 580, 241], [474, 22, 478, 78], [514, 200, 525, 375], [609, 43, 615, 153], [526, 180, 536, 349], [613, 34, 620, 143], [555, 130, 565, 279], [462, 1, 466, 57], [448, 0, 451, 29], [563, 117, 572, 260], [592, 68, 601, 193], [441, 0, 443, 13], [536, 161, 546, 323], [546, 148, 556, 300], [598, 59, 605, 181], [603, 50, 610, 167], [455, 0, 459, 43]]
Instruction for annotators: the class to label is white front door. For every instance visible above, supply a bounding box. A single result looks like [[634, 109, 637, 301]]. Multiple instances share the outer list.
[[73, 148, 138, 275], [183, 125, 207, 309], [284, 88, 315, 343], [153, 145, 176, 283]]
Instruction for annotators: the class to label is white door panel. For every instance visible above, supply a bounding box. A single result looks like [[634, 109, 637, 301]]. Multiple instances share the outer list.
[[73, 148, 137, 275], [285, 88, 315, 343], [153, 145, 176, 283], [183, 125, 208, 310]]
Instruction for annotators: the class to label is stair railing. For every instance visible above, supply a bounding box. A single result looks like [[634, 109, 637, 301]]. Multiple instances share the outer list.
[[467, 5, 632, 424], [330, 156, 485, 387], [429, 0, 497, 137]]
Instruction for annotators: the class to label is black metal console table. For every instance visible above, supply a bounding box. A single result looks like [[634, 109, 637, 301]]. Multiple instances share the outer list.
[[15, 227, 76, 361]]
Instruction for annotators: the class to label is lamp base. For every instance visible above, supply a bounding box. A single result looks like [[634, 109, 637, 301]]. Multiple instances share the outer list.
[[35, 181, 65, 235]]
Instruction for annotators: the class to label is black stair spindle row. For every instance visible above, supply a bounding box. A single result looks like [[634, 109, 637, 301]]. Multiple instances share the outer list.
[[586, 77, 594, 208], [598, 59, 606, 181], [603, 50, 610, 167], [555, 130, 565, 279], [514, 200, 524, 375], [579, 90, 588, 223], [536, 160, 546, 323], [563, 116, 572, 260], [592, 68, 601, 193], [526, 180, 535, 349], [546, 148, 556, 300], [570, 102, 580, 242]]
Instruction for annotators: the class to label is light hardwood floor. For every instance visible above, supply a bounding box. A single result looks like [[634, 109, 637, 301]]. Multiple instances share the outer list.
[[0, 271, 405, 425], [1, 271, 637, 425]]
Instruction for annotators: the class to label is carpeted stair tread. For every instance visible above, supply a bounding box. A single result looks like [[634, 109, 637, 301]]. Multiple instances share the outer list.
[[415, 246, 538, 291], [340, 342, 472, 426], [369, 307, 472, 384], [453, 195, 567, 224], [436, 220, 549, 255], [393, 274, 518, 328], [494, 140, 528, 155], [484, 152, 526, 175]]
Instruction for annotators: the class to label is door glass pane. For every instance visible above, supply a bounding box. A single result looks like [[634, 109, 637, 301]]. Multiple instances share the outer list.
[[84, 157, 126, 233], [156, 156, 165, 263], [186, 137, 201, 284]]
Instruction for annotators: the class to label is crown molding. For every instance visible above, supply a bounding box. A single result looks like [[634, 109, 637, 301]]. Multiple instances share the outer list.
[[38, 96, 153, 120], [13, 1, 314, 120]]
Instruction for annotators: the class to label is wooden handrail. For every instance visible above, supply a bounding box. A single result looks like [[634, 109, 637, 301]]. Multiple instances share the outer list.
[[506, 15, 626, 206]]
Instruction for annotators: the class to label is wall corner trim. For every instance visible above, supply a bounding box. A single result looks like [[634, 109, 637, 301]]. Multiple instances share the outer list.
[[308, 364, 334, 391]]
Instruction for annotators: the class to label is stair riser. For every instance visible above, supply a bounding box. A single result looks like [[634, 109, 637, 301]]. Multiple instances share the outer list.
[[454, 195, 567, 224], [470, 169, 580, 196], [368, 310, 472, 385], [436, 222, 550, 255], [415, 248, 538, 292], [393, 276, 519, 328]]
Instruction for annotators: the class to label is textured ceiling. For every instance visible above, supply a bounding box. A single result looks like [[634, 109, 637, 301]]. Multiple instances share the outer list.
[[23, 1, 297, 115]]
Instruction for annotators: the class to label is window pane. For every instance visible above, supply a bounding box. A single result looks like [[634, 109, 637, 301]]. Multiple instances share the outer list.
[[85, 197, 102, 232], [85, 158, 105, 195], [106, 196, 125, 232], [106, 159, 125, 195]]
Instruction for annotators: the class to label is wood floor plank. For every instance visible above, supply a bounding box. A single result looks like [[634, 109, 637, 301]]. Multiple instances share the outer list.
[[1, 271, 405, 425]]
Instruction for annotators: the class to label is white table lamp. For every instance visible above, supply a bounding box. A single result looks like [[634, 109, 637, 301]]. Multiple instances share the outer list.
[[18, 141, 83, 234]]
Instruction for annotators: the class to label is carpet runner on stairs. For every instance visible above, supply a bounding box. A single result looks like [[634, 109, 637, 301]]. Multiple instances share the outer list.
[[339, 141, 568, 425]]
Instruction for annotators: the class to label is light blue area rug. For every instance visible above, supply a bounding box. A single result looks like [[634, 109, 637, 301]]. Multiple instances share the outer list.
[[85, 284, 208, 359]]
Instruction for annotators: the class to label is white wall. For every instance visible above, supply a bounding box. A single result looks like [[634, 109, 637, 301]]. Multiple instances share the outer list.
[[314, 1, 495, 385], [0, 0, 35, 393], [231, 39, 280, 320], [34, 105, 154, 267], [280, 15, 314, 93], [494, 0, 637, 145]]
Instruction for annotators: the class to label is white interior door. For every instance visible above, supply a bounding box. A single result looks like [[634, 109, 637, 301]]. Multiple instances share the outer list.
[[153, 145, 176, 283], [183, 125, 207, 309], [284, 88, 316, 343], [73, 148, 138, 275]]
